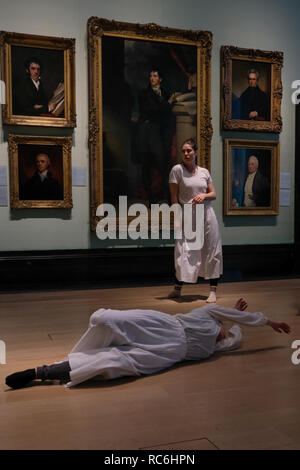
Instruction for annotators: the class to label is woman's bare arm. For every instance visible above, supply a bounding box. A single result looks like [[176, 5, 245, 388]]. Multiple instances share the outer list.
[[169, 183, 179, 204], [192, 182, 216, 204]]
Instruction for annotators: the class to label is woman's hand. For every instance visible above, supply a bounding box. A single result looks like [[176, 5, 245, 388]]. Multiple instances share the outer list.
[[192, 194, 206, 204]]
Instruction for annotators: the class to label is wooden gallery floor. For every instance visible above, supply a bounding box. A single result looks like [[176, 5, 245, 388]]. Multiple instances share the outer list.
[[0, 279, 300, 450]]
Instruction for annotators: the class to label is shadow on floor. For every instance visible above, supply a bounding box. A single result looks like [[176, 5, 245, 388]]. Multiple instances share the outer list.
[[156, 294, 207, 302]]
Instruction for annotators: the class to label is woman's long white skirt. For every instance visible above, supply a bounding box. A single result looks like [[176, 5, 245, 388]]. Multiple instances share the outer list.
[[66, 308, 187, 387], [175, 205, 223, 282]]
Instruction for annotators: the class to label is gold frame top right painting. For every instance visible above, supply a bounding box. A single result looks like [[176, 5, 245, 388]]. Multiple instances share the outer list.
[[221, 46, 283, 133]]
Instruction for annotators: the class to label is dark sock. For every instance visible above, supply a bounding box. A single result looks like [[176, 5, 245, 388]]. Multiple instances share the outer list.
[[36, 361, 71, 383], [174, 277, 183, 286], [209, 278, 219, 287], [6, 369, 36, 389]]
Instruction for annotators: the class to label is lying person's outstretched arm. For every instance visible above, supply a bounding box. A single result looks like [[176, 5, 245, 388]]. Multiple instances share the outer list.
[[207, 298, 290, 333], [234, 298, 290, 333]]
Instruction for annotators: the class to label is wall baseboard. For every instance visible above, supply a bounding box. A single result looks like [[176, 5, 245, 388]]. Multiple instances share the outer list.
[[0, 244, 298, 291]]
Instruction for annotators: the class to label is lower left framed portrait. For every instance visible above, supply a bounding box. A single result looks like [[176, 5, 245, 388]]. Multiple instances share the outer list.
[[8, 135, 73, 209]]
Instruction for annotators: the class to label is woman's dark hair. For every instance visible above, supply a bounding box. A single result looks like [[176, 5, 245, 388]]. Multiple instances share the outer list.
[[181, 138, 198, 151]]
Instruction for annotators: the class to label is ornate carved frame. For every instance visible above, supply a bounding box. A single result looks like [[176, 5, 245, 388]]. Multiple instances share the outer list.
[[88, 17, 212, 231], [223, 138, 280, 216], [0, 31, 76, 127], [8, 134, 73, 209], [221, 46, 283, 133]]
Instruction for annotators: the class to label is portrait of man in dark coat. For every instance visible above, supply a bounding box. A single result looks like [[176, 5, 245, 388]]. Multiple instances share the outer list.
[[243, 155, 270, 207], [20, 153, 63, 200], [136, 68, 176, 203], [239, 68, 269, 121], [12, 57, 56, 116]]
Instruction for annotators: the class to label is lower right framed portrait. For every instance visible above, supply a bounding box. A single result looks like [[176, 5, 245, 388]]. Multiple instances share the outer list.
[[224, 139, 279, 215], [8, 134, 73, 209]]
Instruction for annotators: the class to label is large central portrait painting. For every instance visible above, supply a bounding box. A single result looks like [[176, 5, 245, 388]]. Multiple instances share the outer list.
[[88, 18, 212, 230]]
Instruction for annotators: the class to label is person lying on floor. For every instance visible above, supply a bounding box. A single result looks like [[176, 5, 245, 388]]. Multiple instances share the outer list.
[[6, 298, 290, 390]]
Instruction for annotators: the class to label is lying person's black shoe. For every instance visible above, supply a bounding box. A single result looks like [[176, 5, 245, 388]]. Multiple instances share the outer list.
[[6, 369, 36, 389]]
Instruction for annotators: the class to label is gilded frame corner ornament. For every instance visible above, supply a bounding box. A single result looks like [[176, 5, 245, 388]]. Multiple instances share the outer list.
[[0, 31, 76, 127], [87, 17, 213, 231], [223, 138, 280, 216], [221, 45, 283, 133], [8, 134, 73, 209]]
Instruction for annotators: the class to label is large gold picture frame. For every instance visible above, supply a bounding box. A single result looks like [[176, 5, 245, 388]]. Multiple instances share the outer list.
[[0, 31, 76, 127], [221, 46, 283, 133], [88, 17, 212, 231], [224, 138, 279, 216], [8, 134, 73, 209]]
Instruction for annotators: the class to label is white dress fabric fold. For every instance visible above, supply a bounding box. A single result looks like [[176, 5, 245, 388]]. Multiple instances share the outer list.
[[169, 164, 223, 282]]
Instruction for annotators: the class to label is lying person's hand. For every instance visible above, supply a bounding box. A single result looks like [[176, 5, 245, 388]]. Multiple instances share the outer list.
[[267, 320, 291, 334], [234, 298, 248, 311]]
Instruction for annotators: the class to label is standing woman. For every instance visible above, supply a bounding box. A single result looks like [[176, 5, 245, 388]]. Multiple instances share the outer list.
[[168, 138, 223, 303]]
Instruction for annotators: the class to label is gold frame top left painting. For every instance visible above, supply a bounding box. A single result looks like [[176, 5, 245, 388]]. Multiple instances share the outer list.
[[0, 31, 76, 127]]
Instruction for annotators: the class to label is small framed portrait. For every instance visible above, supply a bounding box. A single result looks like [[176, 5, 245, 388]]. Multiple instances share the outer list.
[[0, 31, 76, 127], [88, 17, 212, 230], [8, 135, 73, 209], [221, 46, 283, 133], [224, 139, 279, 215]]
